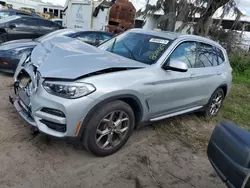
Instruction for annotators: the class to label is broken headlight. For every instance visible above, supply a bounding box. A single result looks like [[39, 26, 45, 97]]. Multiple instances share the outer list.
[[43, 81, 96, 99]]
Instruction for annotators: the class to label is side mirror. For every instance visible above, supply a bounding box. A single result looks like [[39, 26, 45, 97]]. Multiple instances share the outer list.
[[163, 60, 188, 72], [9, 23, 16, 29], [207, 121, 250, 188]]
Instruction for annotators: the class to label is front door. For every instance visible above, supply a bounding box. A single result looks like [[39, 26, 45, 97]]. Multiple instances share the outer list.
[[146, 68, 195, 119], [7, 17, 38, 40]]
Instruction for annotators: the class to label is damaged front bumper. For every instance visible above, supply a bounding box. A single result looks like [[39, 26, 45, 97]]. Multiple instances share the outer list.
[[9, 83, 39, 134], [9, 53, 98, 138]]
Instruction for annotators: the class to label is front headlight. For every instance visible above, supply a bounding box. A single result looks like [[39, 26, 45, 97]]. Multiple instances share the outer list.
[[43, 81, 96, 99], [10, 47, 33, 58]]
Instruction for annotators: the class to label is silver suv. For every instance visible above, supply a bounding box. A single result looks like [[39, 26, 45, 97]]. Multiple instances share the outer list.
[[11, 29, 232, 156]]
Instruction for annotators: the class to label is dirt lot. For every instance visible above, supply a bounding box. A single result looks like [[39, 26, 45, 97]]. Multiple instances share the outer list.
[[0, 73, 225, 188]]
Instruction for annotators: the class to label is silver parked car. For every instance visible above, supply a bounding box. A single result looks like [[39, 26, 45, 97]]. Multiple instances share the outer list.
[[10, 29, 232, 156]]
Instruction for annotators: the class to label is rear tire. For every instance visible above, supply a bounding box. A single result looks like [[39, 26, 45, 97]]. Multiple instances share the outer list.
[[82, 100, 135, 156], [201, 88, 225, 118]]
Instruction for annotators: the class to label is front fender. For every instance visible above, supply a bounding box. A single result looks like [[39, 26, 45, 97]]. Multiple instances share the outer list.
[[78, 90, 149, 137]]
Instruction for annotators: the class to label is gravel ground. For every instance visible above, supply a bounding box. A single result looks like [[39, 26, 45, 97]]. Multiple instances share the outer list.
[[0, 73, 225, 188]]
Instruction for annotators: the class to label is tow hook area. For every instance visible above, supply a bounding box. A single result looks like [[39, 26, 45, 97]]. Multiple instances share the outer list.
[[9, 95, 40, 136], [30, 126, 39, 136], [9, 96, 14, 105]]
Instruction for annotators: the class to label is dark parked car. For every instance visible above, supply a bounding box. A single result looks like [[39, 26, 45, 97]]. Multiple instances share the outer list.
[[208, 121, 250, 188], [0, 15, 63, 43], [0, 9, 40, 19], [0, 29, 113, 73], [51, 18, 63, 26]]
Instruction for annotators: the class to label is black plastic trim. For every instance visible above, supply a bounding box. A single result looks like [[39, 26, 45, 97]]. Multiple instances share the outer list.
[[40, 119, 66, 133]]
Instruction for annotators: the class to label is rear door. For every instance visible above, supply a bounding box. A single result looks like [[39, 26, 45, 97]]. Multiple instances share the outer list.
[[7, 17, 39, 40], [188, 42, 222, 105], [38, 19, 61, 36]]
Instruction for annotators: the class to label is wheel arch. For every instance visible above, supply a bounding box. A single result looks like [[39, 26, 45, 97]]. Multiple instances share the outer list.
[[78, 94, 145, 137], [219, 84, 228, 97]]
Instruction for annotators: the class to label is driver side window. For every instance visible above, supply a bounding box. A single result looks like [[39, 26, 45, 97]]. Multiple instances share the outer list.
[[168, 41, 197, 68]]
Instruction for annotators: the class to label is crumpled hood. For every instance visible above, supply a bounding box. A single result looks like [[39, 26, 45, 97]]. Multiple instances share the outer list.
[[31, 36, 148, 79], [0, 39, 38, 51]]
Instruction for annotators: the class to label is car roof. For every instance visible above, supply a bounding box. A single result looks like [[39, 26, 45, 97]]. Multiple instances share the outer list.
[[71, 28, 113, 35], [0, 9, 23, 12], [51, 18, 62, 21], [1, 9, 33, 14], [129, 28, 223, 49], [17, 15, 53, 21], [130, 28, 182, 40], [177, 34, 224, 49]]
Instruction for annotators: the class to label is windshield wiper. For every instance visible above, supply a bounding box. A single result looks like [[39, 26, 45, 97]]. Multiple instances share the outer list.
[[110, 38, 117, 53], [122, 41, 137, 61]]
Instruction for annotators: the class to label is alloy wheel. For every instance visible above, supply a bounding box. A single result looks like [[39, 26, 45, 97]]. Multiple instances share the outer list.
[[209, 92, 223, 115], [95, 110, 130, 150]]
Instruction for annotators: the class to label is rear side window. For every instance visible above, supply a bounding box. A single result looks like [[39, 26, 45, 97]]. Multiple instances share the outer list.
[[196, 43, 225, 67], [24, 18, 38, 27], [195, 43, 216, 68], [99, 33, 112, 43], [40, 20, 60, 29], [50, 22, 61, 29], [77, 32, 97, 43], [16, 12, 30, 16], [12, 18, 38, 27], [215, 47, 225, 65], [54, 20, 62, 26], [39, 19, 52, 28], [169, 41, 225, 68]]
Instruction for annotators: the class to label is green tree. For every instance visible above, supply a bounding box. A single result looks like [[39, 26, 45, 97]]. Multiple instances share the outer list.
[[140, 0, 239, 37]]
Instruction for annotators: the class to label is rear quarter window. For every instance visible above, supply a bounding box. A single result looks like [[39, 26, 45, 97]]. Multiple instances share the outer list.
[[216, 47, 225, 65]]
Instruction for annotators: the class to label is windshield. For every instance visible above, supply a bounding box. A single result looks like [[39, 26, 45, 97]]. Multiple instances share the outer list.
[[36, 29, 76, 42], [98, 32, 172, 65], [0, 15, 19, 23]]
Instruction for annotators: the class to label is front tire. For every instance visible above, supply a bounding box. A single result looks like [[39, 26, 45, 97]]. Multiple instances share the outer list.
[[0, 35, 6, 43], [201, 88, 225, 117], [82, 100, 135, 156]]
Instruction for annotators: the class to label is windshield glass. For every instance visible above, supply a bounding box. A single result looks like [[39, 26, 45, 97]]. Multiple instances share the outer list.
[[98, 32, 172, 65], [37, 29, 76, 42], [0, 15, 19, 23]]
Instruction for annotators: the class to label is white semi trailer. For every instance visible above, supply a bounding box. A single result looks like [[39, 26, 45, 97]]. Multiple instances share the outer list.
[[62, 0, 136, 33], [62, 0, 109, 30]]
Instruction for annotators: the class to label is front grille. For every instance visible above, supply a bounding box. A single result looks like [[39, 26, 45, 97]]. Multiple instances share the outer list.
[[40, 119, 66, 133]]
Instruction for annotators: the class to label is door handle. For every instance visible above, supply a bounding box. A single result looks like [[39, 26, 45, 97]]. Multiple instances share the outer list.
[[217, 71, 222, 75], [190, 74, 197, 78]]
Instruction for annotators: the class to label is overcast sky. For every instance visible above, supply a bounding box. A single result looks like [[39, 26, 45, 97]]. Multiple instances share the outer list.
[[47, 0, 250, 15]]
